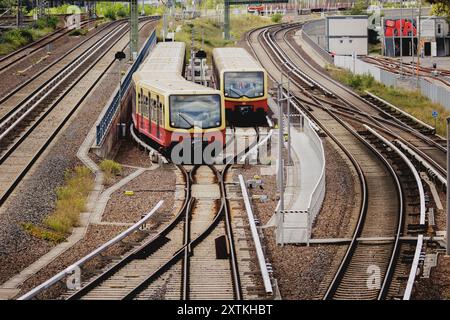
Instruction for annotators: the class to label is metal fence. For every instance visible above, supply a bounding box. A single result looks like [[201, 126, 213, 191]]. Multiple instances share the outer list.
[[334, 55, 450, 109], [95, 30, 157, 146]]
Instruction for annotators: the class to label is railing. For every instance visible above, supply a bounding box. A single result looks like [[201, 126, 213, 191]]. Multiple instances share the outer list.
[[279, 95, 326, 245], [238, 175, 273, 295], [95, 30, 157, 146], [18, 200, 164, 300]]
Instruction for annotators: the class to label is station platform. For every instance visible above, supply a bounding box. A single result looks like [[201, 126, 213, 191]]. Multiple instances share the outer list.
[[267, 98, 326, 244]]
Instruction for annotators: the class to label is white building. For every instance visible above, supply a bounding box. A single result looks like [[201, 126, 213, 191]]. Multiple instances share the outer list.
[[326, 15, 368, 56]]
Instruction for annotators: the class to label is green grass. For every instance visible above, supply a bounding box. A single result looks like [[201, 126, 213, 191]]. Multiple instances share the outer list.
[[0, 16, 59, 55], [21, 222, 66, 243], [326, 65, 450, 136], [161, 14, 273, 63], [369, 42, 382, 55], [99, 159, 123, 184], [22, 166, 94, 241], [69, 28, 88, 36]]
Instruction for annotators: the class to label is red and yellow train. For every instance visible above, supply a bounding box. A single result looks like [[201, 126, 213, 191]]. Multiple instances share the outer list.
[[132, 42, 226, 152], [212, 47, 269, 123]]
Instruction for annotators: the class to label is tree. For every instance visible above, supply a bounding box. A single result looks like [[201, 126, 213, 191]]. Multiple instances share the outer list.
[[430, 0, 450, 19], [350, 0, 368, 15]]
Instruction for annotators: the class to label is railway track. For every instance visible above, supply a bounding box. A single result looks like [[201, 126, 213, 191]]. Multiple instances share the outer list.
[[0, 18, 158, 207], [362, 55, 450, 88], [0, 18, 96, 73], [266, 23, 447, 178], [61, 126, 265, 300], [246, 22, 428, 299]]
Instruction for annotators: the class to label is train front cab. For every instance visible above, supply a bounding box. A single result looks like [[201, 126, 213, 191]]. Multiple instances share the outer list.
[[219, 70, 268, 123], [133, 82, 226, 162]]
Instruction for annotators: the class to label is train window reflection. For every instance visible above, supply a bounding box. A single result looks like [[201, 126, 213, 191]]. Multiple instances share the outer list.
[[224, 71, 264, 98], [169, 95, 221, 130]]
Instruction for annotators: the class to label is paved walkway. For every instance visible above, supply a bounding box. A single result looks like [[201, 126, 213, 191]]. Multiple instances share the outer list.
[[0, 125, 153, 299], [282, 123, 324, 244], [266, 98, 325, 244]]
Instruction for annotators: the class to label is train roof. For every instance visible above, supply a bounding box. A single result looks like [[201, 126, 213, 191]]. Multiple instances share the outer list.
[[133, 41, 221, 96], [212, 47, 264, 73]]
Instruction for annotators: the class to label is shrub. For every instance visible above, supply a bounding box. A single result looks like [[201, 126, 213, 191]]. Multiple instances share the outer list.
[[117, 6, 128, 18], [69, 28, 88, 36], [271, 13, 282, 23], [100, 159, 123, 184], [104, 8, 117, 20]]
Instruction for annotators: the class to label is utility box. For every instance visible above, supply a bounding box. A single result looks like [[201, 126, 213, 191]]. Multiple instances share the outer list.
[[326, 15, 368, 56]]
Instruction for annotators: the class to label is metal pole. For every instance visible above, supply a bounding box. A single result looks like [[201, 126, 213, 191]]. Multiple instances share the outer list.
[[224, 0, 230, 40], [447, 117, 450, 255], [277, 83, 285, 245], [130, 0, 139, 61], [191, 26, 195, 82], [416, 0, 421, 89], [287, 71, 292, 165], [411, 5, 414, 65], [400, 0, 403, 76]]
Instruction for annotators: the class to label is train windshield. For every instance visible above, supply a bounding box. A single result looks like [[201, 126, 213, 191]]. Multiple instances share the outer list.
[[169, 94, 222, 130], [224, 71, 264, 98]]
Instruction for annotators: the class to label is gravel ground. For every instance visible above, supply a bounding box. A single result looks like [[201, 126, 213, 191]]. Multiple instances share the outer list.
[[236, 138, 358, 299], [413, 254, 450, 299], [114, 139, 153, 168], [0, 21, 157, 287], [102, 168, 176, 223], [0, 21, 110, 99]]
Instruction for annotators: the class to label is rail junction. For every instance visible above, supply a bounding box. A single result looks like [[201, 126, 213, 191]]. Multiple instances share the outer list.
[[0, 5, 448, 302]]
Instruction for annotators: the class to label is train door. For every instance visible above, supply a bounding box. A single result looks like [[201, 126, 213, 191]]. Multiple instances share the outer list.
[[148, 91, 152, 134], [139, 88, 144, 130], [156, 95, 160, 138]]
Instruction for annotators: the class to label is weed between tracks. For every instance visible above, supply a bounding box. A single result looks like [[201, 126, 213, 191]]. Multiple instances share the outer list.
[[21, 166, 94, 242], [326, 65, 450, 136]]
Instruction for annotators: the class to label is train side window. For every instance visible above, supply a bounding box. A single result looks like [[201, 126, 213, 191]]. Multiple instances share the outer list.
[[159, 103, 163, 126]]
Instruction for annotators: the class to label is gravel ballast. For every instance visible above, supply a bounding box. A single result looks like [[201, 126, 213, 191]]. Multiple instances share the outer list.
[[0, 21, 157, 286], [237, 138, 358, 299]]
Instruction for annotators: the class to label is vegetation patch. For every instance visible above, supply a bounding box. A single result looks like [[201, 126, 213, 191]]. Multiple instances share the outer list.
[[100, 159, 123, 184], [0, 16, 59, 55], [21, 222, 65, 243], [22, 166, 94, 241], [326, 65, 450, 136], [161, 14, 272, 63], [69, 28, 88, 36]]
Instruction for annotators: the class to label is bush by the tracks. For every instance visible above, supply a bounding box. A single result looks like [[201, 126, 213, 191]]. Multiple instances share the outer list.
[[327, 65, 450, 136], [0, 16, 59, 55], [271, 13, 282, 23], [100, 159, 123, 184], [69, 28, 88, 36]]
